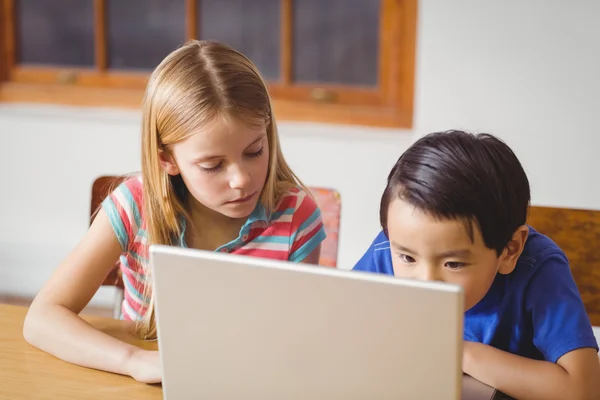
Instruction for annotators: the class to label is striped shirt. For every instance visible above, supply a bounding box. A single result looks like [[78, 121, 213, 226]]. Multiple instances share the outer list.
[[102, 176, 327, 321]]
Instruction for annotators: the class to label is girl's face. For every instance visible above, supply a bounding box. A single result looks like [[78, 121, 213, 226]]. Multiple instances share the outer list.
[[160, 118, 270, 220]]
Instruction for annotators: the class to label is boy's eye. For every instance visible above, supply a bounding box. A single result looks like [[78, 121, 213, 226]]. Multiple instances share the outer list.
[[445, 262, 466, 270], [398, 254, 415, 263]]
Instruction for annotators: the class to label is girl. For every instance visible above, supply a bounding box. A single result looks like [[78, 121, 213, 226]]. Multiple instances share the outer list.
[[23, 40, 326, 384]]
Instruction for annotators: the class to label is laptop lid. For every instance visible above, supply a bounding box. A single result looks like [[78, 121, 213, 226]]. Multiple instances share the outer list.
[[151, 245, 465, 399]]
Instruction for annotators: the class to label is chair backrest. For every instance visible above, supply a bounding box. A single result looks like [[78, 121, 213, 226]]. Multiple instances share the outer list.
[[527, 205, 600, 325], [90, 176, 342, 288], [308, 187, 342, 268], [90, 176, 126, 224], [91, 176, 126, 288]]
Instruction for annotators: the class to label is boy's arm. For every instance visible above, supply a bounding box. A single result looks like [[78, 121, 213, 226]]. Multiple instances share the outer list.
[[463, 341, 600, 400]]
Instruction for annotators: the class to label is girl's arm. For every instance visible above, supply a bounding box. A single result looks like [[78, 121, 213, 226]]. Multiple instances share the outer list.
[[302, 244, 321, 265], [22, 209, 161, 383]]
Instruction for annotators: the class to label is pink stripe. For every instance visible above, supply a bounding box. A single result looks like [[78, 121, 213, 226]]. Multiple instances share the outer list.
[[114, 185, 326, 321]]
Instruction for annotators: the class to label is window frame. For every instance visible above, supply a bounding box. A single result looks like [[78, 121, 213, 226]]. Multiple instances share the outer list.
[[0, 0, 417, 128]]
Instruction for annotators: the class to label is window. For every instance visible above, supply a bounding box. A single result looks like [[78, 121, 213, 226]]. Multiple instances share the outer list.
[[0, 0, 417, 128]]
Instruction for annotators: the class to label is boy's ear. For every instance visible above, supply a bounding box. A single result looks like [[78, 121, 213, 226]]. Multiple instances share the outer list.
[[159, 150, 180, 176], [498, 225, 529, 275]]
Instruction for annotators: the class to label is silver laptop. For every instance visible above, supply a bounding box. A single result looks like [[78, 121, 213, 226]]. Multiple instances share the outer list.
[[150, 245, 497, 400]]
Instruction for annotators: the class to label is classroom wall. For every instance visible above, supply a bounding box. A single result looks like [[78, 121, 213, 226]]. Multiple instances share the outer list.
[[1, 0, 598, 306]]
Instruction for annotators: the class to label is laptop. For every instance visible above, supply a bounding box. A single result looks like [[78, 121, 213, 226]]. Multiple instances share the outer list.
[[150, 245, 497, 400]]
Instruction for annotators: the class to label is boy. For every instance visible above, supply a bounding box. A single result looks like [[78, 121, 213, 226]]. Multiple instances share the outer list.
[[354, 130, 600, 400]]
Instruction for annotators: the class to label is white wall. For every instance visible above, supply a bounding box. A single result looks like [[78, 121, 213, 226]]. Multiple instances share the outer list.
[[415, 0, 600, 209], [1, 0, 599, 306]]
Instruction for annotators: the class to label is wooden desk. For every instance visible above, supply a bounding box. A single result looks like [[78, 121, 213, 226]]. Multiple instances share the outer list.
[[1, 304, 500, 400], [0, 304, 162, 400]]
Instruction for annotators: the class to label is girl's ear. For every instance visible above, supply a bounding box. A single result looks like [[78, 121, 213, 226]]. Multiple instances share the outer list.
[[497, 225, 529, 275], [159, 150, 180, 176]]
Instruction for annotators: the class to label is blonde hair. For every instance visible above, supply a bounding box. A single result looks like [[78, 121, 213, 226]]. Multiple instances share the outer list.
[[139, 40, 305, 339]]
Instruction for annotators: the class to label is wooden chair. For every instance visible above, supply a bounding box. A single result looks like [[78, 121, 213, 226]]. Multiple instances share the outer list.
[[527, 206, 600, 326], [90, 175, 342, 318], [91, 176, 126, 318]]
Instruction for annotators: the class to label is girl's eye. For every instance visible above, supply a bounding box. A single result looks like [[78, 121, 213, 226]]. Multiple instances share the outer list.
[[445, 262, 466, 270], [200, 163, 223, 173], [199, 146, 263, 173], [246, 147, 264, 158], [398, 254, 415, 264]]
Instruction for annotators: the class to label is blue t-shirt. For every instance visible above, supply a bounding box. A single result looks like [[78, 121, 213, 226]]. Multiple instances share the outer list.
[[353, 227, 599, 362]]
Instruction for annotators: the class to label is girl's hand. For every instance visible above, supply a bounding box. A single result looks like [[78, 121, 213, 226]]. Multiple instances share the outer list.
[[126, 348, 162, 384]]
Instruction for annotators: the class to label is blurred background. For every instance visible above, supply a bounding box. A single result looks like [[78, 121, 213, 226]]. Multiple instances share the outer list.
[[0, 0, 598, 316]]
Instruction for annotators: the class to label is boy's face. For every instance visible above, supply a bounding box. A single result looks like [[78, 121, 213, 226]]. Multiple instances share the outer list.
[[386, 198, 520, 311]]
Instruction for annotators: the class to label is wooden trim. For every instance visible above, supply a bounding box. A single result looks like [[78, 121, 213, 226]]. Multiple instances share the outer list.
[[378, 0, 416, 128], [2, 0, 16, 74], [0, 0, 418, 128], [269, 84, 382, 107], [280, 0, 292, 85], [0, 0, 6, 80], [186, 0, 197, 41], [395, 0, 417, 127], [9, 66, 148, 88], [273, 99, 405, 128], [10, 66, 381, 106], [94, 0, 107, 71], [379, 0, 394, 104], [0, 82, 144, 109], [0, 82, 403, 127]]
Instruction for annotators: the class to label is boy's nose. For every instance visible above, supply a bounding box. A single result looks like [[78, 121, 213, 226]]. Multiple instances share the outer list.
[[420, 266, 443, 282]]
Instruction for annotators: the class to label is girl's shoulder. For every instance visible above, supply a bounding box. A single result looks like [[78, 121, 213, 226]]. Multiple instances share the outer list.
[[101, 174, 146, 247], [108, 174, 144, 210], [275, 186, 306, 208], [272, 186, 320, 223], [119, 173, 144, 191]]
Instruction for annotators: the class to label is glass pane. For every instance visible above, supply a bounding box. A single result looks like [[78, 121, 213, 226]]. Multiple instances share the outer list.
[[293, 0, 379, 86], [107, 0, 186, 70], [198, 0, 280, 82], [16, 0, 95, 66]]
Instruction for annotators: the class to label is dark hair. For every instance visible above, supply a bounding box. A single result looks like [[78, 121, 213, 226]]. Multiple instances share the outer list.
[[380, 130, 530, 255]]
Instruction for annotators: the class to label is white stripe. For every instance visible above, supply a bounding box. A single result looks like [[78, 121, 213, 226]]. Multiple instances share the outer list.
[[123, 298, 142, 321], [238, 241, 289, 251], [291, 190, 306, 204], [273, 213, 293, 223], [121, 255, 148, 284], [133, 235, 147, 245], [295, 217, 322, 240], [123, 278, 148, 308], [373, 241, 390, 248], [374, 247, 391, 252], [113, 189, 138, 234], [121, 262, 146, 283]]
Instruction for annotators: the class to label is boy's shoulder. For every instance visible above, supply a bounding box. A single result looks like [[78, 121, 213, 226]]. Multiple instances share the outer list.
[[352, 230, 394, 275], [507, 225, 572, 292], [490, 226, 571, 302], [520, 226, 566, 263], [469, 226, 598, 362]]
